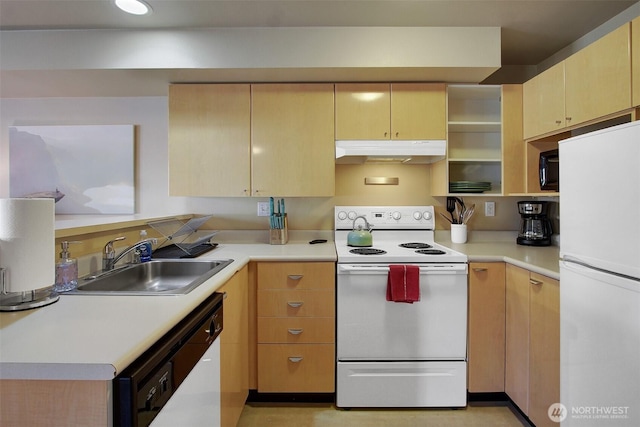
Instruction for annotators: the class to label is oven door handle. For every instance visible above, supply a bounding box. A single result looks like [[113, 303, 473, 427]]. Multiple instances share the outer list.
[[338, 264, 467, 274]]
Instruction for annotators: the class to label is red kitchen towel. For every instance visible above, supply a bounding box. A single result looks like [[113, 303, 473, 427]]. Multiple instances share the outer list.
[[386, 264, 420, 303]]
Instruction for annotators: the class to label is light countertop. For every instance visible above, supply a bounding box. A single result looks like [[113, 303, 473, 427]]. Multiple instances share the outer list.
[[437, 231, 560, 280], [0, 236, 336, 381], [0, 230, 559, 382]]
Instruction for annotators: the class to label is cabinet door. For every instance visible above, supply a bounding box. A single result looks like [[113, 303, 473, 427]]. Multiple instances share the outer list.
[[501, 84, 525, 195], [631, 17, 640, 107], [251, 84, 335, 197], [168, 84, 251, 196], [565, 23, 632, 127], [335, 83, 391, 139], [528, 273, 560, 427], [391, 83, 446, 139], [219, 266, 249, 427], [523, 62, 565, 139], [468, 262, 506, 392], [505, 264, 530, 413]]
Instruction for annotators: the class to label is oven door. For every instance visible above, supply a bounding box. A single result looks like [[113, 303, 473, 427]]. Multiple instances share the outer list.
[[337, 263, 468, 360]]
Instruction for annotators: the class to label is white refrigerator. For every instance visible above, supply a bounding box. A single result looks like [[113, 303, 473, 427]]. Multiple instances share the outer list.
[[559, 121, 640, 426]]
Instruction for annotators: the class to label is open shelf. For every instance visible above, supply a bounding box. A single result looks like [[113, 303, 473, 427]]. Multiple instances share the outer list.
[[445, 84, 503, 195]]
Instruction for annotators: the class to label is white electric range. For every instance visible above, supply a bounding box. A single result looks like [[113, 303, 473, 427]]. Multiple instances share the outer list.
[[334, 206, 469, 408]]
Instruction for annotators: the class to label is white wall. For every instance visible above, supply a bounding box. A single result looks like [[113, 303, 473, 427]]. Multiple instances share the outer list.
[[0, 96, 191, 215]]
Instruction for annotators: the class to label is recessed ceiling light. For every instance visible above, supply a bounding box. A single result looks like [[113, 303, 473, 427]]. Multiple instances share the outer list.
[[114, 0, 152, 16]]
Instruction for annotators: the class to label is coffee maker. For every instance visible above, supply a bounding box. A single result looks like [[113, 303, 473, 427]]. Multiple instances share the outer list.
[[517, 201, 553, 246]]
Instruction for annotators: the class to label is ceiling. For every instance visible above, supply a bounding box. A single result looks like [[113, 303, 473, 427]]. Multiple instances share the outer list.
[[0, 0, 637, 97]]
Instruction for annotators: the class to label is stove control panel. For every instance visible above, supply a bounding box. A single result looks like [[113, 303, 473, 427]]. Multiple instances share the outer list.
[[335, 206, 435, 230]]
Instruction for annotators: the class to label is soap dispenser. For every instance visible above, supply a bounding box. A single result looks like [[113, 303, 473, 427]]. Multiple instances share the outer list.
[[54, 241, 79, 293], [139, 230, 152, 263]]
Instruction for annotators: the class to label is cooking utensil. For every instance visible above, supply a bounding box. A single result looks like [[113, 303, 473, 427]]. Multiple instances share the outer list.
[[462, 204, 475, 224], [453, 197, 466, 212], [439, 212, 453, 224], [347, 215, 373, 247], [446, 197, 457, 223]]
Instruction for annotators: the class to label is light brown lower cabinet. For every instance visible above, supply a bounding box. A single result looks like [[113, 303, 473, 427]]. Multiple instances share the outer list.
[[0, 380, 109, 427], [467, 262, 506, 392], [219, 265, 250, 427], [505, 264, 559, 427], [257, 344, 335, 392], [255, 262, 335, 393]]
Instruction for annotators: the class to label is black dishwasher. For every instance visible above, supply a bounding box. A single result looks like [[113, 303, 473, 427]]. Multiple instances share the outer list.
[[114, 292, 223, 427]]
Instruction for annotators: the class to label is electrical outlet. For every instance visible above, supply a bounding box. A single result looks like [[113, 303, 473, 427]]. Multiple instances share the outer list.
[[257, 202, 271, 217], [485, 201, 496, 217]]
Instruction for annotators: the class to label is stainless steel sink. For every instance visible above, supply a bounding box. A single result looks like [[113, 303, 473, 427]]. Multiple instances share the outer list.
[[66, 259, 234, 296]]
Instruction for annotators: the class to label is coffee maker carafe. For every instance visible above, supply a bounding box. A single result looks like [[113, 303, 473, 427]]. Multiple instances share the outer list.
[[517, 201, 552, 246]]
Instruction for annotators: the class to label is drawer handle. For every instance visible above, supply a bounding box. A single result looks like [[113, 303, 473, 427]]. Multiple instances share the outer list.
[[472, 268, 487, 272], [287, 301, 304, 308], [530, 279, 543, 286], [288, 275, 303, 280], [288, 357, 303, 363], [287, 328, 303, 335]]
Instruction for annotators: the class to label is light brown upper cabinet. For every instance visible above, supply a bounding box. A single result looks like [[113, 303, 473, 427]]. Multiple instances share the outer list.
[[523, 22, 632, 140], [523, 62, 566, 140], [169, 84, 251, 197], [335, 83, 446, 140], [564, 22, 632, 127], [169, 83, 335, 197], [252, 83, 335, 197], [632, 16, 640, 107]]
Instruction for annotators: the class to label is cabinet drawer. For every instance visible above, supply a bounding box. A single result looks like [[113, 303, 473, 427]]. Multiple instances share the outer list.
[[257, 262, 335, 290], [257, 317, 335, 343], [257, 289, 335, 317], [257, 344, 335, 392]]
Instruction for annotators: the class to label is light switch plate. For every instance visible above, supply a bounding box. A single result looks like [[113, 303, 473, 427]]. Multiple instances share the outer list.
[[257, 202, 271, 217]]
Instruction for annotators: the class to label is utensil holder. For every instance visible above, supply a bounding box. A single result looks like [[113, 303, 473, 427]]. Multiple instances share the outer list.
[[270, 214, 288, 245], [451, 224, 467, 244]]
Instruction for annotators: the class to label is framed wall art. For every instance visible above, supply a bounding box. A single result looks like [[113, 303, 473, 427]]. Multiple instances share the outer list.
[[9, 125, 135, 214]]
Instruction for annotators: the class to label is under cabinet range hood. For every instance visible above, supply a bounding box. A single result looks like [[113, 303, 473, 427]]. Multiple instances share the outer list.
[[335, 139, 446, 164]]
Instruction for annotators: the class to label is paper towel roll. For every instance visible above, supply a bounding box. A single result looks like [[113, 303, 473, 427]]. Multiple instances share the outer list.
[[0, 198, 55, 293]]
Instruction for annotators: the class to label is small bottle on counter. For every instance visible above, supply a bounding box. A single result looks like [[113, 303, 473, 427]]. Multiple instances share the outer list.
[[54, 241, 79, 293], [139, 229, 152, 263]]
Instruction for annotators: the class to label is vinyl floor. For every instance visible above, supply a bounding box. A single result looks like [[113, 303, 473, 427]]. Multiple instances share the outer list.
[[237, 402, 531, 427]]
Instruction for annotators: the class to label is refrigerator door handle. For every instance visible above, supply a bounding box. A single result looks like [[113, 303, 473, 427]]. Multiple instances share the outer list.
[[561, 256, 640, 285]]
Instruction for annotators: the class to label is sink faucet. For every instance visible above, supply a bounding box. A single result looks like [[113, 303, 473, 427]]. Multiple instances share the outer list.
[[102, 236, 156, 271]]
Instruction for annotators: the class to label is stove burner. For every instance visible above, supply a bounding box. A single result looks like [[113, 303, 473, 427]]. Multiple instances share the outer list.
[[349, 248, 387, 255], [415, 249, 446, 255], [399, 242, 433, 249]]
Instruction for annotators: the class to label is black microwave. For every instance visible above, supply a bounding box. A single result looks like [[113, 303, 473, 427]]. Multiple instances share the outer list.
[[539, 149, 559, 191]]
